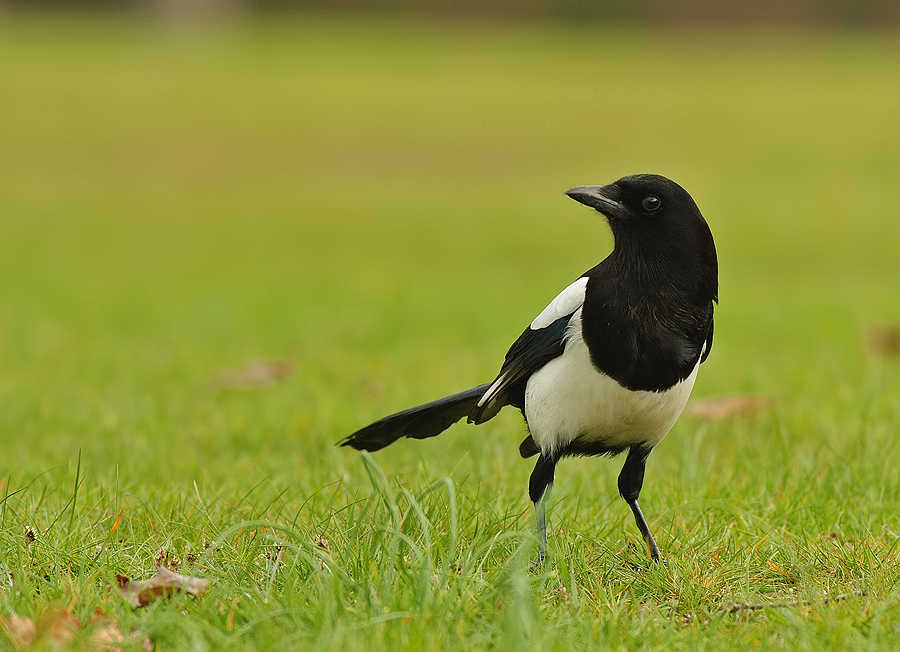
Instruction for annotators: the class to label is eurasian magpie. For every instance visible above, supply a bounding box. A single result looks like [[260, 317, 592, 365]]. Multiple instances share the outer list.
[[340, 174, 718, 564]]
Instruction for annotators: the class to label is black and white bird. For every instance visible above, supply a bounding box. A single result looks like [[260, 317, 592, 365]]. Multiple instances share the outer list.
[[340, 174, 718, 564]]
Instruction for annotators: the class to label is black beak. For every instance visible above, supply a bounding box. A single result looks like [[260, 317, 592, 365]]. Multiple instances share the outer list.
[[565, 185, 623, 216]]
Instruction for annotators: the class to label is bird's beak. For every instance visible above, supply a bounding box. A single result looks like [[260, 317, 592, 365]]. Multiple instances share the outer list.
[[565, 185, 623, 217]]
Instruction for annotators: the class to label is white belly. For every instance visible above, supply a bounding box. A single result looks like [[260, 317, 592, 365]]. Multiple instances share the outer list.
[[524, 309, 698, 457]]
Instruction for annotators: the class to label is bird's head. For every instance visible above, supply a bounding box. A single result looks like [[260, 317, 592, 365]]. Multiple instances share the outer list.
[[565, 174, 701, 229], [566, 174, 718, 299]]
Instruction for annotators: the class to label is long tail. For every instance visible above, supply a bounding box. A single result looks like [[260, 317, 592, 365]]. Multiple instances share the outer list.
[[339, 383, 493, 452]]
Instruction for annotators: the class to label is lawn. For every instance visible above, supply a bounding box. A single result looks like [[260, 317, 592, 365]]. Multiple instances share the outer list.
[[1, 12, 900, 650]]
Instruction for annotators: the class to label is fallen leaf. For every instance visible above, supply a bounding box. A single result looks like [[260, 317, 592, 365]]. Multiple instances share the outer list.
[[0, 610, 80, 648], [215, 359, 293, 389], [688, 395, 775, 421], [868, 326, 900, 356], [117, 565, 211, 608], [1, 613, 39, 648], [2, 609, 151, 649], [90, 620, 124, 646], [89, 611, 153, 651]]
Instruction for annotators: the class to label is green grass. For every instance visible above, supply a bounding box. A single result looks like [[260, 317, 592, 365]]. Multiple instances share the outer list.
[[2, 12, 900, 650]]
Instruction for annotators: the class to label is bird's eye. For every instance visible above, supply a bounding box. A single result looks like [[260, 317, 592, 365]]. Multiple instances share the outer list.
[[641, 196, 661, 214]]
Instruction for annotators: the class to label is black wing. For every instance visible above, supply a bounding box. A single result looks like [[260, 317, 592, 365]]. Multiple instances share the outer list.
[[468, 276, 589, 424], [342, 276, 588, 451], [467, 312, 574, 425], [700, 312, 714, 364]]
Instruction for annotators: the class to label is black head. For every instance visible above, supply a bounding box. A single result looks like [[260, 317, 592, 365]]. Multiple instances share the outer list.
[[566, 174, 702, 229], [566, 174, 717, 300]]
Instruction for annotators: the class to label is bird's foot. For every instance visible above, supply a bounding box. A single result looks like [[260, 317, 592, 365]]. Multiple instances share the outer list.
[[649, 550, 667, 568], [626, 552, 667, 572]]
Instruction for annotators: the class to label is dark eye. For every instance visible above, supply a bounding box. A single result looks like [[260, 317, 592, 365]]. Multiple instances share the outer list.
[[641, 196, 661, 213]]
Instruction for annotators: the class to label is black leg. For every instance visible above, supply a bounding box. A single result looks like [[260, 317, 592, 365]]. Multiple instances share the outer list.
[[529, 454, 556, 565], [617, 445, 664, 564]]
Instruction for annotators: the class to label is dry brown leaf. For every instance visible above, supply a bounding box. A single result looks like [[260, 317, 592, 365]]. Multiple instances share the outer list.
[[1, 608, 150, 650], [0, 610, 79, 648], [89, 611, 153, 651], [868, 326, 900, 356], [215, 359, 293, 388], [1, 613, 39, 648], [688, 395, 775, 421], [117, 565, 211, 608]]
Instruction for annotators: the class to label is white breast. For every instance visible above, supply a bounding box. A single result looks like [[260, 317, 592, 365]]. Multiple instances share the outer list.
[[524, 308, 698, 457]]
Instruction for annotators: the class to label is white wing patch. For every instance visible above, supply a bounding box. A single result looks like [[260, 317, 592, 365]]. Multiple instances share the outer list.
[[475, 277, 587, 413], [530, 276, 588, 330]]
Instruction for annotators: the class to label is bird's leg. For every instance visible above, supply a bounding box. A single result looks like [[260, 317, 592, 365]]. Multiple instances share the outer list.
[[618, 445, 665, 565], [529, 453, 556, 566], [535, 483, 552, 564], [627, 498, 663, 564]]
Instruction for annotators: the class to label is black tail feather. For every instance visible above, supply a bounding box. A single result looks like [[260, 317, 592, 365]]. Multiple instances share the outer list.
[[339, 383, 493, 452]]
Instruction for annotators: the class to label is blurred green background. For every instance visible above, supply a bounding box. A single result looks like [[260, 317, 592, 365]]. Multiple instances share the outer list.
[[1, 3, 900, 647], [2, 8, 898, 469]]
